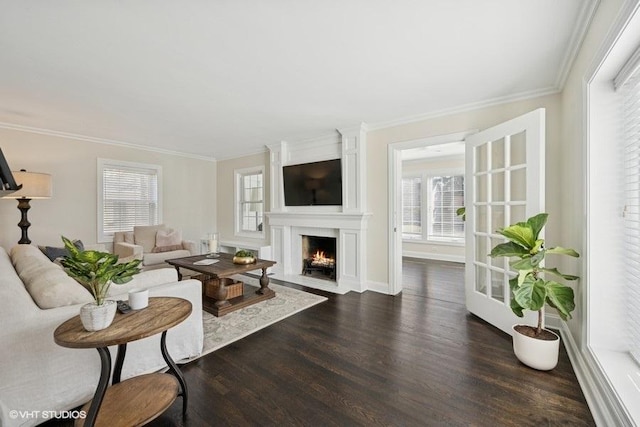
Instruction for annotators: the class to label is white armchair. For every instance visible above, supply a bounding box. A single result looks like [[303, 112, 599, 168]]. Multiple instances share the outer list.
[[113, 224, 197, 270]]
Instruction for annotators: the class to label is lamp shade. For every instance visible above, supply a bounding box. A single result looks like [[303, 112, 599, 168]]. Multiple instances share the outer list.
[[4, 171, 52, 199]]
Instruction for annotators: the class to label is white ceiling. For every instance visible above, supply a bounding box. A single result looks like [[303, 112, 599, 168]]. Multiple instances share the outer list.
[[0, 1, 596, 160], [402, 141, 465, 161]]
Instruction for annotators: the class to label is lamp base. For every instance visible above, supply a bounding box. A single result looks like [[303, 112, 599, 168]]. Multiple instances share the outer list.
[[17, 197, 32, 244]]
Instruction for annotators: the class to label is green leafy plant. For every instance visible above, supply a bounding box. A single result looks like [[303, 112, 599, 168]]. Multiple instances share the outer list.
[[489, 213, 579, 337], [456, 207, 466, 221], [59, 236, 142, 305], [234, 249, 254, 258]]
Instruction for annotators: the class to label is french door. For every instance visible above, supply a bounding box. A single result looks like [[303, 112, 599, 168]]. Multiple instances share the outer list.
[[464, 109, 545, 335]]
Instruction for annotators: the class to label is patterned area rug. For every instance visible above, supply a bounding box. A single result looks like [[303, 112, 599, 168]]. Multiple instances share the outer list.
[[196, 275, 327, 358]]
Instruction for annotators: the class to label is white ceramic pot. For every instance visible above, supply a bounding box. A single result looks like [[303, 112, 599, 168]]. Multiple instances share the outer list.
[[512, 324, 560, 371], [80, 300, 117, 331]]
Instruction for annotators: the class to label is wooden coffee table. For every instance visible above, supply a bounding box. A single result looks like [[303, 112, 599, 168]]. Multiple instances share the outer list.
[[166, 253, 277, 316]]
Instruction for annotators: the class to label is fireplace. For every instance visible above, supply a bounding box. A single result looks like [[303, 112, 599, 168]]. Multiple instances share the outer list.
[[301, 235, 337, 281]]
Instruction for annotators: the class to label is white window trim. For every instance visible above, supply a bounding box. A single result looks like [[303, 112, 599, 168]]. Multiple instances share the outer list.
[[402, 168, 465, 245], [234, 165, 265, 239], [97, 158, 163, 243]]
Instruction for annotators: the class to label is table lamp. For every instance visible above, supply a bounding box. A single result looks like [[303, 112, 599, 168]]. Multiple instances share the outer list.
[[3, 169, 52, 244]]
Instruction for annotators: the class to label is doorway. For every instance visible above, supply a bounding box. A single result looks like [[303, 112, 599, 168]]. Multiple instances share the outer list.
[[388, 131, 472, 295]]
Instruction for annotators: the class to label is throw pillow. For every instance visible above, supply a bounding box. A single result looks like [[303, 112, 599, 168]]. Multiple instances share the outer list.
[[152, 229, 183, 253], [40, 240, 84, 261]]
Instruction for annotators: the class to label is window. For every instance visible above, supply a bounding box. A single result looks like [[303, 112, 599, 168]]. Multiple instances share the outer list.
[[235, 166, 264, 237], [97, 159, 162, 242], [429, 175, 465, 240], [401, 176, 422, 238], [586, 7, 640, 423], [402, 172, 464, 242], [619, 59, 640, 364]]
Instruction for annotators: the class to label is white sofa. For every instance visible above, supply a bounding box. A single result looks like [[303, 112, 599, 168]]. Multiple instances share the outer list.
[[0, 244, 204, 427]]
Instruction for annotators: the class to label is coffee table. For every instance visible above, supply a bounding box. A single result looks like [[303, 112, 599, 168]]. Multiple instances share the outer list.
[[166, 253, 277, 316]]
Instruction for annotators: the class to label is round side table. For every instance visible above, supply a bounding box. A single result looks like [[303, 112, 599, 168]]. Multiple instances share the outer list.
[[54, 297, 191, 427]]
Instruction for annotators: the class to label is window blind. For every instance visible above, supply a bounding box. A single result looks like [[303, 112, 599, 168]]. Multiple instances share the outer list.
[[402, 177, 422, 236], [102, 164, 159, 236], [621, 69, 640, 365], [429, 175, 465, 239]]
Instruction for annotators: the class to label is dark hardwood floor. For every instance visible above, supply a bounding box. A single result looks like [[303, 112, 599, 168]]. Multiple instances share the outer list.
[[48, 258, 595, 426]]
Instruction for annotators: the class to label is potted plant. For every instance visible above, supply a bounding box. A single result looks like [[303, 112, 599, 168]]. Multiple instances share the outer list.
[[232, 249, 256, 265], [59, 236, 142, 331], [489, 213, 579, 370]]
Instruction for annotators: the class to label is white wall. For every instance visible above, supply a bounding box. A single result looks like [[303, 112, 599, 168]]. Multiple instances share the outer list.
[[0, 127, 217, 251], [559, 0, 626, 349]]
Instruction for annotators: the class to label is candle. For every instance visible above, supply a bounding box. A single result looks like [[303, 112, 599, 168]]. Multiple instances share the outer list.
[[208, 238, 217, 253]]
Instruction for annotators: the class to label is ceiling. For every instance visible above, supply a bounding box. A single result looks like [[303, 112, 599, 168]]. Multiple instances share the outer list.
[[0, 1, 596, 160], [401, 141, 465, 161]]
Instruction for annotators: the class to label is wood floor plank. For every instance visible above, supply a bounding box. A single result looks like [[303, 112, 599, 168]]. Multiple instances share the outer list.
[[44, 259, 594, 426]]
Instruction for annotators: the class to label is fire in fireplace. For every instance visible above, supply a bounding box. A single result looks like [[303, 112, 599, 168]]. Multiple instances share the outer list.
[[301, 235, 336, 281]]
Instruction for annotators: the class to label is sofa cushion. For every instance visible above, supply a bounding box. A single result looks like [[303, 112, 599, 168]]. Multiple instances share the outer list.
[[10, 245, 93, 309], [133, 224, 166, 253]]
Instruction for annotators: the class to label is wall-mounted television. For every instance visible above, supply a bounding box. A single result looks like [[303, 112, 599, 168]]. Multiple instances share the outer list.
[[0, 148, 21, 196], [283, 159, 342, 206]]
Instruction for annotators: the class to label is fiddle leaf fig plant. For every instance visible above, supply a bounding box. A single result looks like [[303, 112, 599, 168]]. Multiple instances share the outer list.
[[59, 236, 142, 306], [489, 213, 579, 337]]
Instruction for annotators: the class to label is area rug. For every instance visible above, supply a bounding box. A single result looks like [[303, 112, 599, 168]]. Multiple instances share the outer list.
[[196, 275, 327, 358]]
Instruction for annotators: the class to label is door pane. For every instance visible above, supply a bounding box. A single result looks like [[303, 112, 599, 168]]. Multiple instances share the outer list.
[[510, 131, 527, 166]]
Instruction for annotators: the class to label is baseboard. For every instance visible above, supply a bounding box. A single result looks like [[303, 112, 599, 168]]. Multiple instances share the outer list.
[[559, 323, 633, 426], [402, 251, 464, 263], [366, 280, 394, 295]]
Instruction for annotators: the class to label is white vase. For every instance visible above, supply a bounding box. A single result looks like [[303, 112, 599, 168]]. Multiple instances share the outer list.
[[512, 324, 560, 371], [80, 300, 117, 331]]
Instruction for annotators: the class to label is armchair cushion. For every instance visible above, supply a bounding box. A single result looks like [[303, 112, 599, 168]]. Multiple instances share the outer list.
[[143, 249, 190, 266], [133, 224, 166, 252]]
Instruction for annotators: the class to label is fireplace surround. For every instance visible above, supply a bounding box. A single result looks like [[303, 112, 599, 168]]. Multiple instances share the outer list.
[[266, 124, 370, 294]]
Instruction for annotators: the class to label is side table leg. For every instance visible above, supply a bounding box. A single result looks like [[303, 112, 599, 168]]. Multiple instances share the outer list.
[[112, 343, 127, 384], [174, 266, 183, 281], [160, 331, 188, 415], [85, 347, 112, 427], [256, 267, 273, 295]]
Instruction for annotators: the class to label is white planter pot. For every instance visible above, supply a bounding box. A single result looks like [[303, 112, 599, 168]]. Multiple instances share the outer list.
[[512, 324, 560, 371], [80, 300, 117, 331]]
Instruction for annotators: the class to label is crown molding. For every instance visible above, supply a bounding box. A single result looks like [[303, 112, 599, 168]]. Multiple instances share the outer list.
[[0, 121, 217, 162], [554, 0, 601, 89], [367, 86, 560, 132]]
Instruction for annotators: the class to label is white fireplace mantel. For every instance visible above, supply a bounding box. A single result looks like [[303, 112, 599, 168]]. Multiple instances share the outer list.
[[266, 212, 371, 230]]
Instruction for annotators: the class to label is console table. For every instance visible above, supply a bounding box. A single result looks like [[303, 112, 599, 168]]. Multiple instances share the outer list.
[[53, 297, 191, 427]]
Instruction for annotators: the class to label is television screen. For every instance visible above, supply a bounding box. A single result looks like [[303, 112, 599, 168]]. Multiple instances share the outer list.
[[283, 159, 342, 206], [0, 148, 21, 195]]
